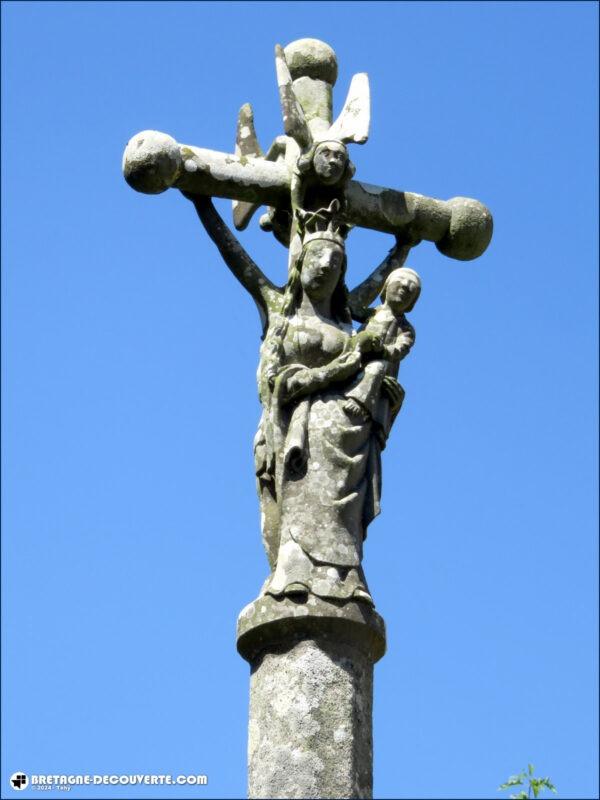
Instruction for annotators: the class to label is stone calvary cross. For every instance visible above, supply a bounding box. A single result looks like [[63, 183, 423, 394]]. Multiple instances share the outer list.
[[123, 38, 492, 800], [123, 41, 492, 262]]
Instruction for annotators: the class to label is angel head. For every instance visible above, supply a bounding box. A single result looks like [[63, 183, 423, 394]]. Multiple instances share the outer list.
[[296, 140, 356, 187]]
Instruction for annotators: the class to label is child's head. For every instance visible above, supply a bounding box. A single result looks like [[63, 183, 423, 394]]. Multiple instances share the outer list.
[[381, 268, 421, 314]]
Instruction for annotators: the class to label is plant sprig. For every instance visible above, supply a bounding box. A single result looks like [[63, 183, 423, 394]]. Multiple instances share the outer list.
[[498, 764, 557, 799]]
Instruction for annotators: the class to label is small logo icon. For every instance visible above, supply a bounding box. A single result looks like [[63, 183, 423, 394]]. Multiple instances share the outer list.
[[10, 773, 28, 791]]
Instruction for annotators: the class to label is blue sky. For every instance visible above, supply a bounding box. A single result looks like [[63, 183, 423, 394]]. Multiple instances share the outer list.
[[1, 2, 598, 799]]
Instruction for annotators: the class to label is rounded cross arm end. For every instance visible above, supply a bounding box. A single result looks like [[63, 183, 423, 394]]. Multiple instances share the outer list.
[[122, 130, 182, 195], [436, 197, 493, 261]]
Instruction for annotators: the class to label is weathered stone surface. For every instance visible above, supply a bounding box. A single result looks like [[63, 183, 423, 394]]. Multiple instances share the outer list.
[[237, 594, 386, 664], [123, 138, 492, 259], [239, 581, 384, 799], [283, 38, 338, 85], [436, 196, 494, 260], [327, 72, 370, 145], [122, 130, 182, 195], [248, 637, 374, 800]]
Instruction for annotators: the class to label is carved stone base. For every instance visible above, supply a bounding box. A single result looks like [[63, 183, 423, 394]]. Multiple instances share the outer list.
[[237, 595, 386, 799]]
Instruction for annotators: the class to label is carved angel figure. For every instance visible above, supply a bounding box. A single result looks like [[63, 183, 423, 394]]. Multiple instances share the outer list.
[[232, 43, 369, 251]]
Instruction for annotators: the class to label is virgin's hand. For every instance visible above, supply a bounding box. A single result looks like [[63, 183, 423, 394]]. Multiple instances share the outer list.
[[382, 376, 405, 411], [338, 350, 362, 370], [284, 352, 362, 403], [343, 398, 370, 422], [266, 367, 277, 391], [355, 331, 383, 355], [287, 370, 312, 391]]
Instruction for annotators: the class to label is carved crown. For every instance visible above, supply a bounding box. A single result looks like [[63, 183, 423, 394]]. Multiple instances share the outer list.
[[297, 199, 350, 248]]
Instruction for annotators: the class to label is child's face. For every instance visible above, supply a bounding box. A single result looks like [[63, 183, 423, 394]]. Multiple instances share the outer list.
[[385, 276, 418, 313], [313, 142, 348, 185]]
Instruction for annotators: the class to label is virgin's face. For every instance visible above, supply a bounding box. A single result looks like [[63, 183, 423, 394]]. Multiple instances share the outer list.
[[312, 142, 348, 185], [300, 241, 344, 302]]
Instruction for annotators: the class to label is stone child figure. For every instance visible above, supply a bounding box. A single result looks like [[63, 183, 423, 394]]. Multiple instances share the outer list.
[[345, 267, 421, 445]]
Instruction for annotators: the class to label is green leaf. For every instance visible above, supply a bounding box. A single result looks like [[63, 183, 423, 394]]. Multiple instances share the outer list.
[[532, 779, 540, 798], [540, 778, 557, 794], [509, 792, 528, 800], [529, 764, 535, 776], [499, 776, 524, 789]]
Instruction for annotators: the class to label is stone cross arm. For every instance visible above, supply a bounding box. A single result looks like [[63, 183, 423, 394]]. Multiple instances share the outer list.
[[122, 130, 493, 261]]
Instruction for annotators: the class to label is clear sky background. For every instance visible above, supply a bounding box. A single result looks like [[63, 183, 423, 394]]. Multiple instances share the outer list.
[[2, 2, 598, 799]]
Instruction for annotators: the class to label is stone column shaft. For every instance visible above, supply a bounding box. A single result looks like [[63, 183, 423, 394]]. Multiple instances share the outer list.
[[248, 637, 373, 800], [237, 594, 386, 800]]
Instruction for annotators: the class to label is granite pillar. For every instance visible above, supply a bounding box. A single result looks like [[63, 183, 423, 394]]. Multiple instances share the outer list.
[[237, 595, 386, 799]]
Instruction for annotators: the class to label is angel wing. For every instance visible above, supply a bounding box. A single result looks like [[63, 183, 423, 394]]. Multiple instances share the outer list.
[[274, 44, 312, 151], [326, 72, 370, 145], [232, 104, 289, 231], [232, 103, 264, 230]]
